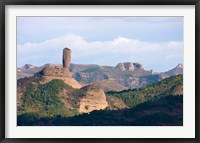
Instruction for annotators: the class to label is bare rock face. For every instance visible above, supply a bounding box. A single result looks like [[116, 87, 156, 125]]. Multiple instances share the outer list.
[[115, 62, 144, 71], [42, 64, 72, 78], [79, 86, 108, 113], [40, 48, 82, 88], [115, 63, 126, 71], [63, 48, 72, 77], [42, 48, 73, 78], [124, 62, 135, 71], [42, 65, 64, 77], [63, 48, 71, 68]]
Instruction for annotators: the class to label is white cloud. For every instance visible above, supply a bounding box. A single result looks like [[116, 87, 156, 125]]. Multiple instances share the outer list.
[[17, 34, 183, 72], [17, 17, 183, 45]]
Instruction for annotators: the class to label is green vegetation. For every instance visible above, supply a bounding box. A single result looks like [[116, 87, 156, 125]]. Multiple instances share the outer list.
[[17, 74, 183, 126], [107, 75, 183, 107], [20, 79, 79, 118], [85, 105, 89, 110], [80, 66, 100, 73], [17, 95, 183, 126], [17, 73, 43, 87]]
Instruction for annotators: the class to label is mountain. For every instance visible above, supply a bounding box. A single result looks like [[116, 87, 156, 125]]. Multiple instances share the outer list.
[[17, 64, 42, 79], [107, 75, 183, 108], [17, 48, 129, 116], [17, 63, 183, 90], [17, 64, 63, 79], [17, 48, 183, 126], [17, 74, 183, 125], [17, 75, 127, 116], [165, 64, 183, 76], [18, 95, 183, 126], [71, 62, 158, 89]]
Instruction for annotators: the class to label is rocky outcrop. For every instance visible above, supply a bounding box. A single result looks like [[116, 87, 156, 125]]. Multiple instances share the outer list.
[[42, 65, 65, 77], [115, 63, 126, 71], [42, 47, 72, 78], [63, 48, 72, 77], [40, 48, 81, 88], [17, 60, 183, 90], [79, 86, 108, 113], [63, 48, 71, 68], [115, 62, 144, 71], [41, 76, 82, 89], [124, 62, 135, 71]]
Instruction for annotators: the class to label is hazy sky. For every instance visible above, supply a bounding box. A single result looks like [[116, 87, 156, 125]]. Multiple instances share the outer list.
[[17, 17, 183, 72]]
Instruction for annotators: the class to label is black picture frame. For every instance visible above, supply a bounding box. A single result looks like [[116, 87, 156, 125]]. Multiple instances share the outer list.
[[1, 0, 200, 143]]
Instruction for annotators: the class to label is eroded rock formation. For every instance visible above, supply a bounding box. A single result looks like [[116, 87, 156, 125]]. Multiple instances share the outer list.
[[63, 48, 71, 68], [63, 48, 72, 77], [42, 47, 72, 77], [115, 62, 144, 71], [42, 65, 65, 77], [124, 62, 135, 71], [79, 86, 108, 113], [115, 63, 126, 71], [41, 48, 81, 88]]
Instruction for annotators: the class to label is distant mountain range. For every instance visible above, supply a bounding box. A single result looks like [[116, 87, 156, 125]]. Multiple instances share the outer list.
[[17, 62, 183, 91]]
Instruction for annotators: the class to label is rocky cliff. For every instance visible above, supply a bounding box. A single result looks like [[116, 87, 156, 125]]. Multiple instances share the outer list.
[[17, 51, 183, 91], [79, 86, 108, 113], [115, 62, 144, 71]]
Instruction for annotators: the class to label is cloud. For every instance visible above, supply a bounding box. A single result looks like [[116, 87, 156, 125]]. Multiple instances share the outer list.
[[17, 17, 183, 44], [17, 34, 183, 72]]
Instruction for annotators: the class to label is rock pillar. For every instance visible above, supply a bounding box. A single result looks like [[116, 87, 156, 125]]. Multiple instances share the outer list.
[[63, 48, 72, 77]]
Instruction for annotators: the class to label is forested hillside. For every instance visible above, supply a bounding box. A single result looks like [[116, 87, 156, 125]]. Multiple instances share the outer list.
[[18, 95, 183, 126], [107, 75, 183, 107], [17, 75, 183, 126]]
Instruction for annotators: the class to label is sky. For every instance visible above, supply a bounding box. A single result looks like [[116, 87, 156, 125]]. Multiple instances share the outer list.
[[17, 17, 183, 72]]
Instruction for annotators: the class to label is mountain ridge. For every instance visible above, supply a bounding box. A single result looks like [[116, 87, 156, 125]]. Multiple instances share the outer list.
[[17, 62, 183, 90]]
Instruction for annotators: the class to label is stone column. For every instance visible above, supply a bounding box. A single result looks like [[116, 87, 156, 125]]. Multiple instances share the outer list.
[[63, 48, 72, 77], [63, 48, 71, 68]]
